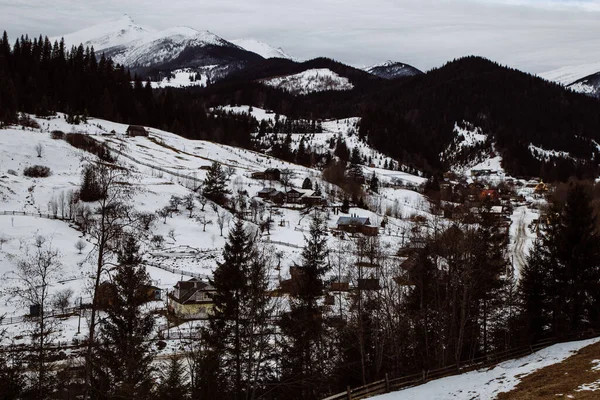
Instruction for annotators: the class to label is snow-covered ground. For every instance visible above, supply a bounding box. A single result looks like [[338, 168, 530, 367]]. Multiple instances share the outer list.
[[0, 112, 431, 348], [150, 68, 209, 89], [373, 337, 600, 400], [260, 69, 354, 95], [539, 62, 600, 86], [231, 39, 294, 60]]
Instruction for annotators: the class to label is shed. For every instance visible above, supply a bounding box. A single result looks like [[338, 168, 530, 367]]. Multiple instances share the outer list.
[[126, 125, 149, 137]]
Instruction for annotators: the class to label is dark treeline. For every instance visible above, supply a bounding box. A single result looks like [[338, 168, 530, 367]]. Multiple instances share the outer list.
[[358, 56, 600, 179], [0, 32, 258, 147]]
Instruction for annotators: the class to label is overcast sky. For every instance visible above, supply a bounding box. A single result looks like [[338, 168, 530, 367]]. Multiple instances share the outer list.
[[1, 0, 599, 73]]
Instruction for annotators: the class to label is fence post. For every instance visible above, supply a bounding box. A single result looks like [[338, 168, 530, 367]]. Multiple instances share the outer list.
[[346, 386, 352, 400], [385, 373, 390, 393]]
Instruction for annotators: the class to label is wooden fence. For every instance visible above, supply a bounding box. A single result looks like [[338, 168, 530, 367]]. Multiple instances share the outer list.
[[322, 334, 598, 400], [0, 210, 71, 221]]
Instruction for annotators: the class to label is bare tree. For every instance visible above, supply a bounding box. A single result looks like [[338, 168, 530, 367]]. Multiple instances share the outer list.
[[157, 207, 170, 224], [59, 191, 66, 219], [216, 209, 230, 236], [10, 238, 62, 398], [197, 214, 213, 232], [168, 229, 177, 242], [280, 168, 295, 194], [83, 161, 136, 398], [34, 143, 43, 158], [75, 239, 87, 254], [48, 197, 59, 218], [52, 288, 73, 314], [184, 192, 195, 218], [0, 234, 9, 250], [197, 189, 208, 212]]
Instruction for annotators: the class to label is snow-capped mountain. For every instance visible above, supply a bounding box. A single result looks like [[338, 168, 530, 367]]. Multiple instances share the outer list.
[[539, 62, 600, 97], [539, 62, 600, 86], [54, 16, 263, 79], [105, 26, 243, 69], [260, 68, 354, 95], [364, 60, 422, 79], [231, 39, 294, 60], [53, 15, 154, 51], [568, 72, 600, 98]]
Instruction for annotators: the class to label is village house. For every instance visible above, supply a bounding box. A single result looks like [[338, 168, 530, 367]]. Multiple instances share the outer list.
[[95, 281, 162, 310], [126, 125, 149, 137], [336, 215, 378, 236], [168, 277, 216, 320], [251, 168, 281, 181]]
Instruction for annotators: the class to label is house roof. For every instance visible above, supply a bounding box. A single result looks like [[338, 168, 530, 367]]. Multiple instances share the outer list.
[[336, 216, 370, 226], [127, 125, 147, 132], [258, 187, 276, 194], [173, 278, 216, 304]]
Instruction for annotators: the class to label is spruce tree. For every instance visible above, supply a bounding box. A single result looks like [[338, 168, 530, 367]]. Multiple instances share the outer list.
[[155, 357, 189, 400], [202, 161, 230, 203], [279, 212, 330, 399], [91, 235, 155, 400], [369, 172, 379, 193], [203, 218, 275, 399], [302, 177, 313, 190]]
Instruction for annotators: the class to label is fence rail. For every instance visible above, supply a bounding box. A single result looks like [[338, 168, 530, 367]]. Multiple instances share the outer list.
[[322, 334, 597, 400], [0, 210, 71, 221]]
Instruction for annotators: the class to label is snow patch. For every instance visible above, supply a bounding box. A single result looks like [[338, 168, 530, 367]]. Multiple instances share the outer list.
[[260, 69, 354, 95], [150, 68, 208, 89], [528, 144, 571, 161], [231, 39, 294, 60], [373, 337, 600, 400], [539, 62, 600, 86]]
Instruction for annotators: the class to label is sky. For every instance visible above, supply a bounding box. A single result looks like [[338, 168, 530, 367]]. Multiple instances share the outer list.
[[1, 0, 600, 73]]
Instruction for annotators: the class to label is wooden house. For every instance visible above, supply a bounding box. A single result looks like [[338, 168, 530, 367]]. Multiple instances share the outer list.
[[251, 168, 281, 181], [126, 125, 149, 137], [257, 187, 277, 199], [336, 215, 378, 236], [168, 278, 216, 320]]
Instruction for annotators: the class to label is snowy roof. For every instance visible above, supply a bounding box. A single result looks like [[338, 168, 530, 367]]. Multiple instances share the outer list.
[[336, 216, 371, 226]]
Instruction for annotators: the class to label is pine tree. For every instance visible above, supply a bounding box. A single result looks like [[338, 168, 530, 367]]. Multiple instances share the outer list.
[[350, 147, 362, 165], [155, 357, 189, 400], [556, 183, 600, 335], [369, 172, 379, 193], [279, 212, 330, 399], [302, 177, 313, 190], [203, 218, 275, 399], [202, 161, 230, 203], [91, 235, 155, 400]]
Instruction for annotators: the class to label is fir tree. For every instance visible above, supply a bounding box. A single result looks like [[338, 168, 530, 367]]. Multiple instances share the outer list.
[[155, 357, 189, 400], [202, 161, 230, 203], [369, 172, 379, 193], [91, 235, 155, 400], [302, 177, 313, 190], [203, 218, 275, 399], [279, 212, 330, 399]]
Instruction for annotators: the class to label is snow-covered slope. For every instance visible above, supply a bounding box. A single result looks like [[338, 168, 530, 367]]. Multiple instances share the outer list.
[[539, 62, 600, 86], [364, 61, 422, 79], [231, 39, 293, 60], [53, 15, 154, 51], [260, 68, 354, 95], [108, 26, 240, 68], [373, 337, 600, 400]]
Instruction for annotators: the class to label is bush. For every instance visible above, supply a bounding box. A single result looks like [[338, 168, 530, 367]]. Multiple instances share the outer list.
[[51, 130, 65, 140], [18, 114, 40, 129], [65, 133, 114, 162], [23, 165, 51, 178], [7, 169, 17, 176]]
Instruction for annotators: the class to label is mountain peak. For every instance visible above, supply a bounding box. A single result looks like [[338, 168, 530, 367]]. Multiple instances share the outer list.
[[231, 38, 294, 60], [364, 60, 423, 79]]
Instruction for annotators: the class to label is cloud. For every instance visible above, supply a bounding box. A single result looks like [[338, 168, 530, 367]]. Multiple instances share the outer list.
[[1, 0, 600, 73]]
